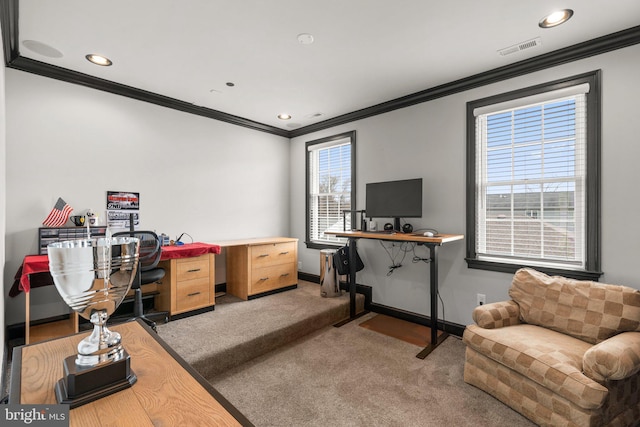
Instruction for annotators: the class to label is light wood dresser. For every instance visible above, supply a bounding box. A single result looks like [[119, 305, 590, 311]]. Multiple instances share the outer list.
[[156, 253, 216, 317], [218, 237, 298, 300]]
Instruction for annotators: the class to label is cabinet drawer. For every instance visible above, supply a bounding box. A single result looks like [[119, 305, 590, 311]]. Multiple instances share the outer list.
[[250, 242, 296, 269], [250, 263, 297, 295], [176, 256, 209, 281], [176, 277, 211, 312]]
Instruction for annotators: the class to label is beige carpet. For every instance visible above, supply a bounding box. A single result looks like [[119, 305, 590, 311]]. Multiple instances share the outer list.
[[209, 311, 535, 427], [157, 281, 533, 426], [157, 281, 365, 379]]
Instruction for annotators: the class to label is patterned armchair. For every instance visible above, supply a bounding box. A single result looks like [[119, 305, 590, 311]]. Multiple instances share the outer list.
[[463, 268, 640, 426]]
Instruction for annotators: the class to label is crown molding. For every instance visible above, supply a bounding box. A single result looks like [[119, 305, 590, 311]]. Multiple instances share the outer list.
[[7, 55, 290, 137], [289, 24, 640, 138], [2, 1, 639, 140]]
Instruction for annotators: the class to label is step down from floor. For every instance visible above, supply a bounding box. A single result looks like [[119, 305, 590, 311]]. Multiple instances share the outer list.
[[157, 281, 365, 380]]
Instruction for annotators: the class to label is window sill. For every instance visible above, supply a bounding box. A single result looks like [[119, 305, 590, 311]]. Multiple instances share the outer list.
[[465, 258, 603, 281]]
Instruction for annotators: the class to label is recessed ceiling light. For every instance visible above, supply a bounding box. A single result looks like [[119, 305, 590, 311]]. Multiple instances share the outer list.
[[278, 113, 292, 120], [297, 33, 314, 45], [85, 54, 112, 66], [539, 9, 574, 28]]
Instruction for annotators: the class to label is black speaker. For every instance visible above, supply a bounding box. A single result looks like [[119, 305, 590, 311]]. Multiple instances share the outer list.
[[384, 223, 394, 231], [402, 223, 413, 233]]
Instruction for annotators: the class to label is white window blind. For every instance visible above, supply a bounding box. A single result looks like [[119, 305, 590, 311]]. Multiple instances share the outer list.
[[308, 138, 352, 245], [474, 85, 588, 270]]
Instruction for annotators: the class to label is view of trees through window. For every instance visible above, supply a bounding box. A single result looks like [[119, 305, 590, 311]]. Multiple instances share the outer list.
[[307, 136, 353, 246]]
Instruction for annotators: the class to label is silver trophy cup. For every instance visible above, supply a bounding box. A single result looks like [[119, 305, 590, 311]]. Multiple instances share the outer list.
[[47, 236, 140, 407]]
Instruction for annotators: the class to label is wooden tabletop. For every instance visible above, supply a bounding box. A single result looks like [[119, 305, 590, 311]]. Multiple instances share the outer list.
[[326, 230, 464, 245], [11, 320, 253, 426], [214, 237, 298, 247]]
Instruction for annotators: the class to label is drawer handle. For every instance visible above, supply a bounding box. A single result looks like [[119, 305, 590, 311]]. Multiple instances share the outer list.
[[279, 251, 289, 255], [259, 277, 269, 281], [187, 292, 201, 297], [280, 273, 289, 277], [187, 268, 201, 273], [258, 254, 270, 258]]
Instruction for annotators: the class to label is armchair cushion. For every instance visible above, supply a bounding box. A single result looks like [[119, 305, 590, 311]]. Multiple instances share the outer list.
[[583, 332, 640, 381], [472, 300, 521, 329], [509, 268, 640, 344]]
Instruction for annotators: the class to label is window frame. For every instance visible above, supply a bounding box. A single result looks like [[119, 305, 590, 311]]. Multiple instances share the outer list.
[[305, 130, 356, 250], [465, 71, 602, 281]]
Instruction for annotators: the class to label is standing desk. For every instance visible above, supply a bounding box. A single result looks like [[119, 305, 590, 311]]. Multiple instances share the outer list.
[[326, 231, 463, 358]]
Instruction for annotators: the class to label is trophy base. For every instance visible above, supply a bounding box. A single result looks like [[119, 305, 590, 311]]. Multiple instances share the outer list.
[[55, 349, 137, 408]]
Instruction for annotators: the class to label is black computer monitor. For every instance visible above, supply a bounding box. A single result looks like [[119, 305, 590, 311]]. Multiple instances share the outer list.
[[365, 178, 423, 231]]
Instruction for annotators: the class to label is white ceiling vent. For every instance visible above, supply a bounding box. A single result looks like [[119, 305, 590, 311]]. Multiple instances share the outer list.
[[498, 37, 542, 56]]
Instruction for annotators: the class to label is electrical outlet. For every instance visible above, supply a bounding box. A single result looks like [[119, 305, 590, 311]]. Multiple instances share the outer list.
[[477, 293, 486, 306], [298, 261, 303, 270]]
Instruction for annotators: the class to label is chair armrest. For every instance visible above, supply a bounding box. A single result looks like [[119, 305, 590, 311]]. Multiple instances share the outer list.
[[472, 300, 521, 329], [583, 332, 640, 381]]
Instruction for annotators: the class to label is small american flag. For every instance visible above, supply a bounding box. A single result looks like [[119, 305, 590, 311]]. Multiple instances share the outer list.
[[43, 197, 73, 227]]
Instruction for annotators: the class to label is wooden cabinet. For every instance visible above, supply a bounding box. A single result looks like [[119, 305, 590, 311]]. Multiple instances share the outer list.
[[223, 237, 298, 300], [156, 253, 215, 317], [25, 292, 78, 344]]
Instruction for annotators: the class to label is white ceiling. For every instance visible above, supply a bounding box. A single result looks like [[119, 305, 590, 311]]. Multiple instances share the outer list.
[[16, 0, 640, 131]]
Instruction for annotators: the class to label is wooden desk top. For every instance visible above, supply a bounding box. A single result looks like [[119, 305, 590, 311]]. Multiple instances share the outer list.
[[327, 231, 464, 245], [214, 237, 298, 247], [10, 320, 252, 427]]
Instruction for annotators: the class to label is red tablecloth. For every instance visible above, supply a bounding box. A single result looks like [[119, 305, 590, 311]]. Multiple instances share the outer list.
[[16, 255, 50, 294], [159, 242, 221, 260], [12, 242, 221, 295]]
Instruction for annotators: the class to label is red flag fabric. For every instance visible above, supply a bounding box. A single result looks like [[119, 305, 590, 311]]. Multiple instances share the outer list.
[[42, 197, 73, 227]]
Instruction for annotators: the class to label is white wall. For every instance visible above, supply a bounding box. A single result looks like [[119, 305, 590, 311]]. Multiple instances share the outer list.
[[4, 70, 290, 325], [291, 43, 640, 327]]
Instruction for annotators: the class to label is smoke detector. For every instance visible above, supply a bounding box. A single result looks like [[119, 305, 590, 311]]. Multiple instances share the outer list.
[[498, 37, 542, 57]]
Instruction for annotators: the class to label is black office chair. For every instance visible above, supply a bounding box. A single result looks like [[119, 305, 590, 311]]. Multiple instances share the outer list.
[[112, 230, 168, 332]]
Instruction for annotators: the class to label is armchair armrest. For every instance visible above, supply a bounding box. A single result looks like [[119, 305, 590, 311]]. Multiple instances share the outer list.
[[472, 300, 521, 329], [583, 332, 640, 381]]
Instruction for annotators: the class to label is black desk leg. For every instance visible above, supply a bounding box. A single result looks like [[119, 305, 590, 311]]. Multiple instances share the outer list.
[[416, 244, 448, 359], [333, 237, 368, 327], [349, 237, 357, 318]]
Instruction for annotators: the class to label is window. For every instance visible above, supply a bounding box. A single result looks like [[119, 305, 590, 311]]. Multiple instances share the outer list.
[[306, 131, 356, 249], [466, 71, 601, 280]]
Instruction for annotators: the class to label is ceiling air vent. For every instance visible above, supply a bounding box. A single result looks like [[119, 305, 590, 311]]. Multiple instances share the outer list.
[[498, 37, 542, 56]]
